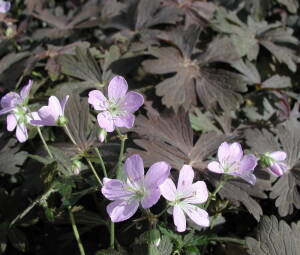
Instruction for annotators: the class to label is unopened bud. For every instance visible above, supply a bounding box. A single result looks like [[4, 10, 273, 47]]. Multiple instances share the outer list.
[[98, 129, 107, 143]]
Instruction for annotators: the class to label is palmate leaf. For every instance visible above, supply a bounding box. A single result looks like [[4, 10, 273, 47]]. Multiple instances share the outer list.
[[64, 94, 97, 152], [30, 1, 102, 39], [143, 26, 245, 111], [104, 0, 180, 39], [58, 47, 103, 87], [161, 0, 216, 27], [213, 8, 300, 71], [246, 216, 300, 255], [0, 136, 28, 175], [127, 104, 229, 170], [246, 121, 300, 217], [269, 120, 300, 216]]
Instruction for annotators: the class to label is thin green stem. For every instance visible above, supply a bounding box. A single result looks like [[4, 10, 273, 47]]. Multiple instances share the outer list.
[[205, 178, 227, 210], [68, 206, 86, 255], [115, 128, 127, 178], [10, 188, 55, 227], [37, 127, 54, 159], [63, 124, 77, 145], [94, 148, 108, 177], [110, 222, 115, 249], [86, 157, 103, 186]]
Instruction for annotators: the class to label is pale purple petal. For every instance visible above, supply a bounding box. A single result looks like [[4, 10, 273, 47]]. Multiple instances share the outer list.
[[0, 92, 22, 109], [173, 205, 186, 232], [97, 111, 115, 132], [269, 151, 287, 162], [36, 106, 57, 126], [207, 161, 224, 174], [184, 181, 208, 204], [217, 142, 230, 163], [48, 96, 63, 119], [240, 154, 258, 172], [88, 90, 108, 111], [182, 204, 210, 228], [235, 172, 256, 185], [107, 199, 139, 222], [124, 154, 144, 183], [0, 106, 14, 115], [101, 178, 133, 200], [16, 123, 28, 143], [144, 161, 171, 189], [0, 1, 10, 13], [114, 112, 135, 129], [20, 80, 33, 101], [60, 95, 69, 113], [228, 142, 243, 162], [141, 188, 161, 209], [177, 165, 194, 194], [108, 76, 128, 103], [120, 91, 144, 113], [7, 113, 17, 131], [159, 178, 177, 202], [268, 163, 288, 177]]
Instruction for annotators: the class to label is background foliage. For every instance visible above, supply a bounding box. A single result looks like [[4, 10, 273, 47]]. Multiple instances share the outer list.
[[0, 0, 300, 254]]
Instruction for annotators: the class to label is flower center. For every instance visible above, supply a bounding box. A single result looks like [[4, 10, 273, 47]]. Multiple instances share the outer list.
[[13, 106, 28, 124]]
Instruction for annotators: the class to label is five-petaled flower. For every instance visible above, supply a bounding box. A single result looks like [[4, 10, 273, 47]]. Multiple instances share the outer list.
[[88, 76, 144, 132], [101, 154, 170, 222], [30, 96, 69, 126], [0, 80, 37, 142], [260, 151, 288, 177], [159, 165, 209, 232], [207, 142, 258, 185], [0, 0, 10, 13]]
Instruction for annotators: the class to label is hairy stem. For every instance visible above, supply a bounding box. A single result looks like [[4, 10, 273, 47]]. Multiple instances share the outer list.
[[86, 157, 103, 186], [115, 128, 127, 179], [208, 236, 246, 245], [63, 124, 77, 146], [94, 148, 108, 177], [37, 127, 54, 159], [10, 188, 55, 227], [68, 206, 86, 255], [205, 178, 227, 210]]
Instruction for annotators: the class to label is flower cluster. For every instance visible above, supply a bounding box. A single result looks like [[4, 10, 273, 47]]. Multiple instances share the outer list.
[[0, 76, 289, 234]]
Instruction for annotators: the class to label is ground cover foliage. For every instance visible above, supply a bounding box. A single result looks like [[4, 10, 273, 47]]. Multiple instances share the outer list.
[[0, 0, 300, 254]]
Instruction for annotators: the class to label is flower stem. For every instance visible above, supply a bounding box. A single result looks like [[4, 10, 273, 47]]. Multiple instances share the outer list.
[[86, 157, 103, 186], [115, 128, 127, 178], [63, 124, 77, 145], [110, 222, 115, 249], [94, 148, 108, 177], [37, 127, 54, 159], [205, 178, 227, 210], [9, 188, 55, 227], [68, 206, 86, 255], [63, 125, 103, 186]]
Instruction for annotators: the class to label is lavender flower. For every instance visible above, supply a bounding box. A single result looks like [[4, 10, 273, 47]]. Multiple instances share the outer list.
[[260, 151, 288, 177], [0, 80, 35, 142], [101, 154, 170, 222], [88, 76, 144, 132], [0, 1, 10, 13], [207, 142, 258, 185], [30, 96, 69, 126], [159, 165, 209, 232]]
